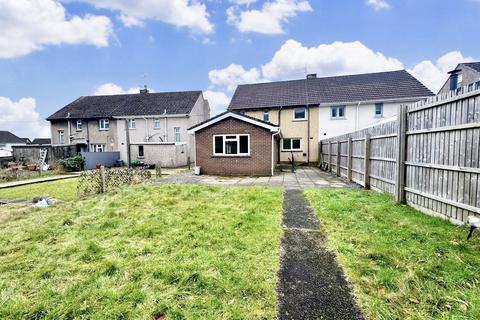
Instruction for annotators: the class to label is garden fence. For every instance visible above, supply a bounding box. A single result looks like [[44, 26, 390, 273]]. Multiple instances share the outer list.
[[319, 81, 480, 224], [77, 166, 152, 197]]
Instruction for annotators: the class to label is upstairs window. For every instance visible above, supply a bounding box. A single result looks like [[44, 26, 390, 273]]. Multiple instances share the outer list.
[[154, 118, 161, 129], [76, 120, 82, 131], [293, 108, 306, 120], [58, 130, 65, 144], [263, 110, 270, 122], [331, 106, 346, 119], [213, 134, 250, 156], [375, 103, 383, 117], [128, 119, 136, 129], [99, 119, 109, 130], [174, 127, 181, 142], [282, 138, 301, 151]]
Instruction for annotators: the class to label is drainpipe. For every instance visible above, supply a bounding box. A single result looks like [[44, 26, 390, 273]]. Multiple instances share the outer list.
[[144, 117, 149, 142], [67, 120, 71, 144], [355, 101, 361, 131], [125, 119, 131, 167], [271, 131, 280, 176], [278, 106, 282, 163], [307, 104, 310, 164]]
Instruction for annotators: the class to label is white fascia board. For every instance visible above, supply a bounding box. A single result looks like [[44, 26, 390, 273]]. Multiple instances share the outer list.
[[188, 112, 280, 134]]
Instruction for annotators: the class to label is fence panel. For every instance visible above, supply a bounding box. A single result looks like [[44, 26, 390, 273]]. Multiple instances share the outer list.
[[319, 81, 480, 224]]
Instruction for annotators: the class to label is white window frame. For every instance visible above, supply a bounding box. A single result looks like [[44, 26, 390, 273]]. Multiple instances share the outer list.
[[76, 119, 83, 131], [99, 119, 110, 130], [263, 110, 269, 122], [331, 106, 346, 119], [281, 138, 302, 151], [213, 134, 250, 157], [293, 107, 307, 121], [92, 144, 105, 152], [374, 103, 383, 118], [58, 130, 65, 144], [154, 118, 161, 129], [174, 127, 181, 142], [128, 119, 136, 129]]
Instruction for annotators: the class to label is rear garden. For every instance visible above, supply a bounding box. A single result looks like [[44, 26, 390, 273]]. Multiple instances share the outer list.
[[0, 178, 479, 319]]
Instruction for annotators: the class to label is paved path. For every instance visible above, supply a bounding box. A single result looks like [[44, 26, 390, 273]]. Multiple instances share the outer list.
[[0, 174, 80, 189], [277, 189, 364, 319], [156, 167, 346, 189]]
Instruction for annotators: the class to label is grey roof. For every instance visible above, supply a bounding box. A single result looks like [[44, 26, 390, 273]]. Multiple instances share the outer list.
[[188, 111, 278, 131], [462, 62, 480, 73], [31, 138, 51, 145], [229, 70, 433, 110], [47, 91, 202, 120], [0, 131, 25, 144]]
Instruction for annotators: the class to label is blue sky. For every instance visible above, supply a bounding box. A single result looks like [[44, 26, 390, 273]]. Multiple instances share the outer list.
[[0, 0, 479, 138]]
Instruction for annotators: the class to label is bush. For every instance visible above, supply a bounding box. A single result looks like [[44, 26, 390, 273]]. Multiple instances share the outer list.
[[60, 155, 84, 172]]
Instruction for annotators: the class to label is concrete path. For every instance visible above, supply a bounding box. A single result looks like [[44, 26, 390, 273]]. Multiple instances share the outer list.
[[0, 174, 80, 189], [156, 167, 346, 189], [277, 189, 364, 319]]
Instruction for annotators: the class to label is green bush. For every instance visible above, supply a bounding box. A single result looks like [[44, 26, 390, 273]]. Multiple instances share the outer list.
[[60, 155, 84, 172]]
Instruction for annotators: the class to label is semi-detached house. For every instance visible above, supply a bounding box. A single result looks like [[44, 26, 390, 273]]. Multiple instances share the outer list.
[[47, 88, 210, 167], [228, 70, 434, 164]]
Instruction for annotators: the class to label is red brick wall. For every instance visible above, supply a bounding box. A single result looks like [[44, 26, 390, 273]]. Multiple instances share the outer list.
[[195, 118, 274, 176]]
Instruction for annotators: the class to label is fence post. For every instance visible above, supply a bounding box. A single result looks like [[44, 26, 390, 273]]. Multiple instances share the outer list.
[[395, 104, 407, 203], [100, 165, 106, 193], [156, 162, 162, 178], [187, 156, 191, 170], [363, 134, 371, 189], [347, 137, 353, 182], [336, 141, 341, 176], [328, 141, 332, 172]]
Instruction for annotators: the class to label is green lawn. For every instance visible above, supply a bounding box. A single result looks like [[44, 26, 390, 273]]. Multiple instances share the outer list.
[[0, 178, 78, 201], [0, 184, 283, 319], [305, 189, 480, 320]]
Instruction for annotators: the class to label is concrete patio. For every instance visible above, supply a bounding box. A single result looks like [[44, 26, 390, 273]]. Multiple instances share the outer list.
[[156, 167, 346, 189]]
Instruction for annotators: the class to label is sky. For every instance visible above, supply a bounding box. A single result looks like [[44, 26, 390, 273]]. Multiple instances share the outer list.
[[0, 0, 479, 139]]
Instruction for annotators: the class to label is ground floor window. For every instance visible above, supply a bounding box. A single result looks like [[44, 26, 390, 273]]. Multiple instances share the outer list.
[[282, 138, 301, 151], [138, 145, 144, 157], [92, 144, 105, 152], [174, 127, 181, 142], [58, 130, 65, 144], [213, 134, 250, 156]]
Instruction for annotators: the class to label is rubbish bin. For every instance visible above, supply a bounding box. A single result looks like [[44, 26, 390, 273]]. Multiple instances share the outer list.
[[194, 166, 201, 175]]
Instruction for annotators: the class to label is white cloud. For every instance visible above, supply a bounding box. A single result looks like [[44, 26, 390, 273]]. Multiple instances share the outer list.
[[0, 97, 50, 139], [94, 83, 151, 95], [77, 0, 214, 33], [227, 0, 312, 35], [367, 0, 390, 11], [204, 90, 232, 115], [409, 51, 474, 93], [208, 64, 263, 91], [0, 0, 113, 59], [229, 0, 257, 6]]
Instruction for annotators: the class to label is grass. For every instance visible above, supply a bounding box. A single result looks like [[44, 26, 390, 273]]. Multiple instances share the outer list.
[[0, 184, 283, 319], [305, 188, 480, 320], [0, 178, 78, 201]]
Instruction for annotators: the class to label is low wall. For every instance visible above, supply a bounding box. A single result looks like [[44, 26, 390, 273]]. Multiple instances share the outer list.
[[129, 143, 188, 168], [81, 152, 121, 170], [12, 145, 77, 165]]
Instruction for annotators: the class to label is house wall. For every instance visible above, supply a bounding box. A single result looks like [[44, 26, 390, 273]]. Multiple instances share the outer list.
[[244, 106, 319, 164], [195, 118, 275, 176], [129, 143, 188, 167], [0, 143, 27, 157], [438, 66, 480, 94]]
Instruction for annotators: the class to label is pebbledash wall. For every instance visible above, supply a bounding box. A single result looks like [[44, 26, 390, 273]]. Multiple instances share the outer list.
[[195, 118, 276, 176], [320, 81, 480, 224]]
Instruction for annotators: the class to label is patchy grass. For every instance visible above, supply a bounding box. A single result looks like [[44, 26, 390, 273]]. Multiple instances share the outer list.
[[305, 189, 480, 320], [0, 178, 78, 201], [0, 184, 283, 319]]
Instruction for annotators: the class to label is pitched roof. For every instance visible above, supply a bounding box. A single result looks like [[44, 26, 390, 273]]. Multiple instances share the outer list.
[[47, 91, 203, 120], [229, 70, 434, 110], [462, 62, 480, 73], [188, 111, 279, 133], [31, 138, 51, 145], [0, 131, 25, 144]]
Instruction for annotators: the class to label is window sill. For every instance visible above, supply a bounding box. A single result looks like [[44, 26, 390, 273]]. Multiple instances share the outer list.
[[212, 155, 251, 158], [281, 150, 303, 152], [292, 119, 307, 122], [330, 117, 346, 120], [99, 129, 110, 131], [374, 115, 384, 119]]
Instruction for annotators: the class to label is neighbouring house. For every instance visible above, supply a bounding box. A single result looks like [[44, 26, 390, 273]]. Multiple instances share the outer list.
[[228, 70, 434, 164], [438, 62, 480, 94], [31, 138, 51, 145], [188, 111, 281, 176], [47, 88, 210, 167], [0, 131, 28, 158]]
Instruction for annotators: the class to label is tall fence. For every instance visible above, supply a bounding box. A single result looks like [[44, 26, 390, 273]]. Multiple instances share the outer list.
[[320, 81, 480, 224]]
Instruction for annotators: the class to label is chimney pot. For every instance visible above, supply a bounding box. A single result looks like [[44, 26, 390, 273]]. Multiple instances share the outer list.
[[306, 73, 317, 79], [140, 85, 149, 94]]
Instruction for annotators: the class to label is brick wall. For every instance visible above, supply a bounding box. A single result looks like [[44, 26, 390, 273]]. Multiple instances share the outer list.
[[195, 118, 275, 176]]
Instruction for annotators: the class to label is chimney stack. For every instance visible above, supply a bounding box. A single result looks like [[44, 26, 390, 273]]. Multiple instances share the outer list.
[[306, 74, 317, 79], [140, 85, 149, 94]]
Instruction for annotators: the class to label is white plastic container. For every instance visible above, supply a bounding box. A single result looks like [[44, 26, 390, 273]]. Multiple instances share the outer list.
[[194, 166, 201, 175]]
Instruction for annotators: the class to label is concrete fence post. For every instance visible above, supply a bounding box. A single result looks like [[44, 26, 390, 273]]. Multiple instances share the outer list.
[[336, 141, 341, 176], [156, 162, 162, 178], [100, 165, 106, 193], [395, 104, 408, 203], [347, 137, 353, 182], [328, 141, 332, 172], [363, 134, 371, 189]]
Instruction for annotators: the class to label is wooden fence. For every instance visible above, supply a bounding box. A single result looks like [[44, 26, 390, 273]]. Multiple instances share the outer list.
[[319, 81, 480, 224]]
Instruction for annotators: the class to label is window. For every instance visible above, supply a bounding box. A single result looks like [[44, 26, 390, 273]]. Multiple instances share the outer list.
[[92, 144, 105, 152], [174, 127, 181, 142], [375, 103, 383, 117], [331, 106, 346, 119], [154, 118, 161, 129], [263, 110, 269, 122], [99, 119, 109, 130], [76, 120, 82, 131], [128, 119, 136, 129], [58, 130, 65, 144], [293, 108, 306, 120], [213, 134, 250, 156], [282, 138, 301, 151], [138, 145, 144, 157]]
